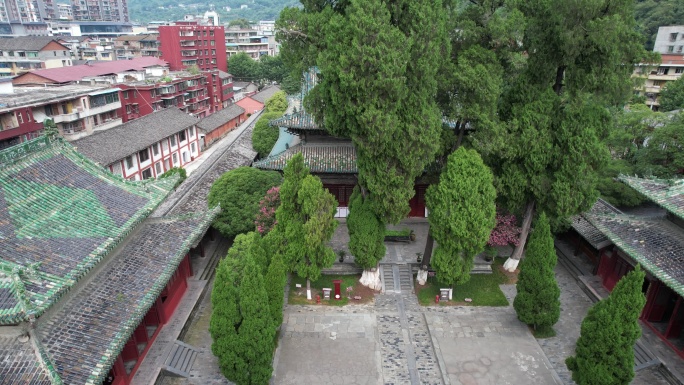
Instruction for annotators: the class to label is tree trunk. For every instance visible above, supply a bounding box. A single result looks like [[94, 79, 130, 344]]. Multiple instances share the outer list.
[[306, 278, 312, 300], [359, 267, 382, 290], [503, 200, 535, 272], [422, 231, 434, 269], [456, 121, 466, 148]]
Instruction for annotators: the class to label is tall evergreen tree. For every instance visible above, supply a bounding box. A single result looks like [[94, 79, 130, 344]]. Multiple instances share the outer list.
[[237, 255, 276, 385], [264, 252, 287, 328], [469, 0, 649, 271], [566, 266, 647, 385], [425, 147, 496, 287], [210, 234, 277, 384], [346, 187, 385, 289], [513, 212, 560, 335], [271, 154, 337, 299]]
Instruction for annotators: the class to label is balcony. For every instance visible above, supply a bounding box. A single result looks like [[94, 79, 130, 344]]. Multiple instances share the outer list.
[[52, 111, 81, 123], [81, 101, 122, 117], [180, 41, 196, 47], [181, 50, 197, 57], [92, 118, 122, 132]]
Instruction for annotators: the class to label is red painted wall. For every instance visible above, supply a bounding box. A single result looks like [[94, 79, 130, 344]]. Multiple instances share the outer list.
[[159, 25, 227, 72]]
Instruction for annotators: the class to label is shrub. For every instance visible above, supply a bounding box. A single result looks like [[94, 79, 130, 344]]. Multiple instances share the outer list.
[[252, 111, 283, 158], [158, 167, 187, 188], [207, 167, 281, 238]]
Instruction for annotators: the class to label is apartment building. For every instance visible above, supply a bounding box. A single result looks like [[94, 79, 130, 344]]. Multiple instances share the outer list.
[[0, 83, 122, 148], [114, 34, 159, 60], [158, 22, 226, 72], [0, 36, 71, 76]]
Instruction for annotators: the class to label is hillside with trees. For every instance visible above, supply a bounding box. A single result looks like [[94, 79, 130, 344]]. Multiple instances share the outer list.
[[128, 0, 299, 24]]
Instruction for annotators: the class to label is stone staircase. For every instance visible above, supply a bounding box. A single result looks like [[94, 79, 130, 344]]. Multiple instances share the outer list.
[[381, 264, 414, 294]]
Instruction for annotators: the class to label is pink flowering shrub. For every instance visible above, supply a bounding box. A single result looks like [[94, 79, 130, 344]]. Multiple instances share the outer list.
[[255, 186, 280, 235], [487, 211, 521, 247]]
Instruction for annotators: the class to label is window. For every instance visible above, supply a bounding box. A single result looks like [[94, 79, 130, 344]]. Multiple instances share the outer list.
[[669, 46, 675, 53], [170, 135, 177, 146], [16, 112, 23, 124], [125, 155, 134, 169], [123, 90, 129, 99], [212, 49, 216, 55], [203, 30, 207, 36], [191, 142, 196, 153], [179, 130, 187, 142], [63, 51, 67, 56], [182, 151, 189, 163], [153, 143, 160, 156], [210, 40, 215, 46], [164, 158, 170, 171], [679, 46, 683, 53], [189, 126, 195, 137], [676, 68, 684, 74], [653, 80, 664, 87], [126, 105, 132, 114], [139, 148, 150, 163], [172, 153, 178, 165], [155, 162, 162, 175], [141, 168, 153, 179], [204, 40, 208, 46], [8, 51, 13, 56], [44, 105, 54, 116], [162, 139, 169, 152], [657, 67, 670, 75], [210, 30, 214, 36], [671, 33, 678, 42]]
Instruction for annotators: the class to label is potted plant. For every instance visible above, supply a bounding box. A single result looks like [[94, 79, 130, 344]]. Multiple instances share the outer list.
[[338, 250, 346, 263]]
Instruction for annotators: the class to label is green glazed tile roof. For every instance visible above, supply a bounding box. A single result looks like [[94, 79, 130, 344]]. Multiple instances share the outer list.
[[619, 176, 684, 221], [0, 136, 178, 325], [585, 210, 684, 298], [253, 142, 357, 174], [0, 335, 55, 385], [36, 208, 218, 385], [571, 199, 620, 249], [269, 110, 323, 131]]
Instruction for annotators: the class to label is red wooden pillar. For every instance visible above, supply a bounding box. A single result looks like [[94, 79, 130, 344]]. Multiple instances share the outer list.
[[642, 280, 659, 320], [665, 297, 683, 339]]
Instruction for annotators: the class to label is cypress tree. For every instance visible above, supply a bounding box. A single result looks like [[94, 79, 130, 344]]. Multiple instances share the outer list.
[[237, 254, 275, 385], [347, 188, 385, 270], [425, 147, 496, 287], [210, 254, 245, 382], [566, 266, 647, 385], [513, 212, 560, 336], [264, 252, 287, 329]]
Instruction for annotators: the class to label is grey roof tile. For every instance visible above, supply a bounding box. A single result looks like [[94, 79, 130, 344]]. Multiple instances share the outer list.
[[73, 107, 198, 166], [251, 85, 281, 104], [196, 104, 245, 133], [0, 36, 66, 51]]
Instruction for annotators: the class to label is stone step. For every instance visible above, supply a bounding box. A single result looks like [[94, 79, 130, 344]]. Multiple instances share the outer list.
[[162, 340, 200, 377]]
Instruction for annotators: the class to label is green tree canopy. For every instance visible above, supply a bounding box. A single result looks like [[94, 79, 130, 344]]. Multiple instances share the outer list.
[[567, 266, 647, 385], [279, 0, 449, 224], [659, 75, 684, 112], [252, 111, 283, 158], [210, 233, 278, 384], [207, 167, 282, 238], [425, 147, 496, 287], [228, 18, 253, 28], [236, 254, 275, 384], [513, 212, 560, 335], [271, 154, 337, 294], [259, 55, 289, 84], [265, 91, 288, 114], [228, 52, 259, 81], [635, 0, 684, 50], [469, 0, 648, 270]]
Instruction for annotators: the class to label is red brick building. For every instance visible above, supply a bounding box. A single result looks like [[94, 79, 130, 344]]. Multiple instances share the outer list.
[[118, 69, 233, 122], [196, 104, 245, 150], [158, 22, 227, 72]]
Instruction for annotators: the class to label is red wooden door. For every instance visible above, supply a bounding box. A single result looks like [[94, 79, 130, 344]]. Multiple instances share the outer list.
[[409, 186, 426, 217]]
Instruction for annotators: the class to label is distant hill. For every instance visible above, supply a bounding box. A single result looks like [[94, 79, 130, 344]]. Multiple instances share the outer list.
[[128, 0, 300, 24]]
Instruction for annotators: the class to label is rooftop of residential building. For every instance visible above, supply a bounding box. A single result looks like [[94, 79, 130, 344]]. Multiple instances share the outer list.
[[0, 84, 117, 111]]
